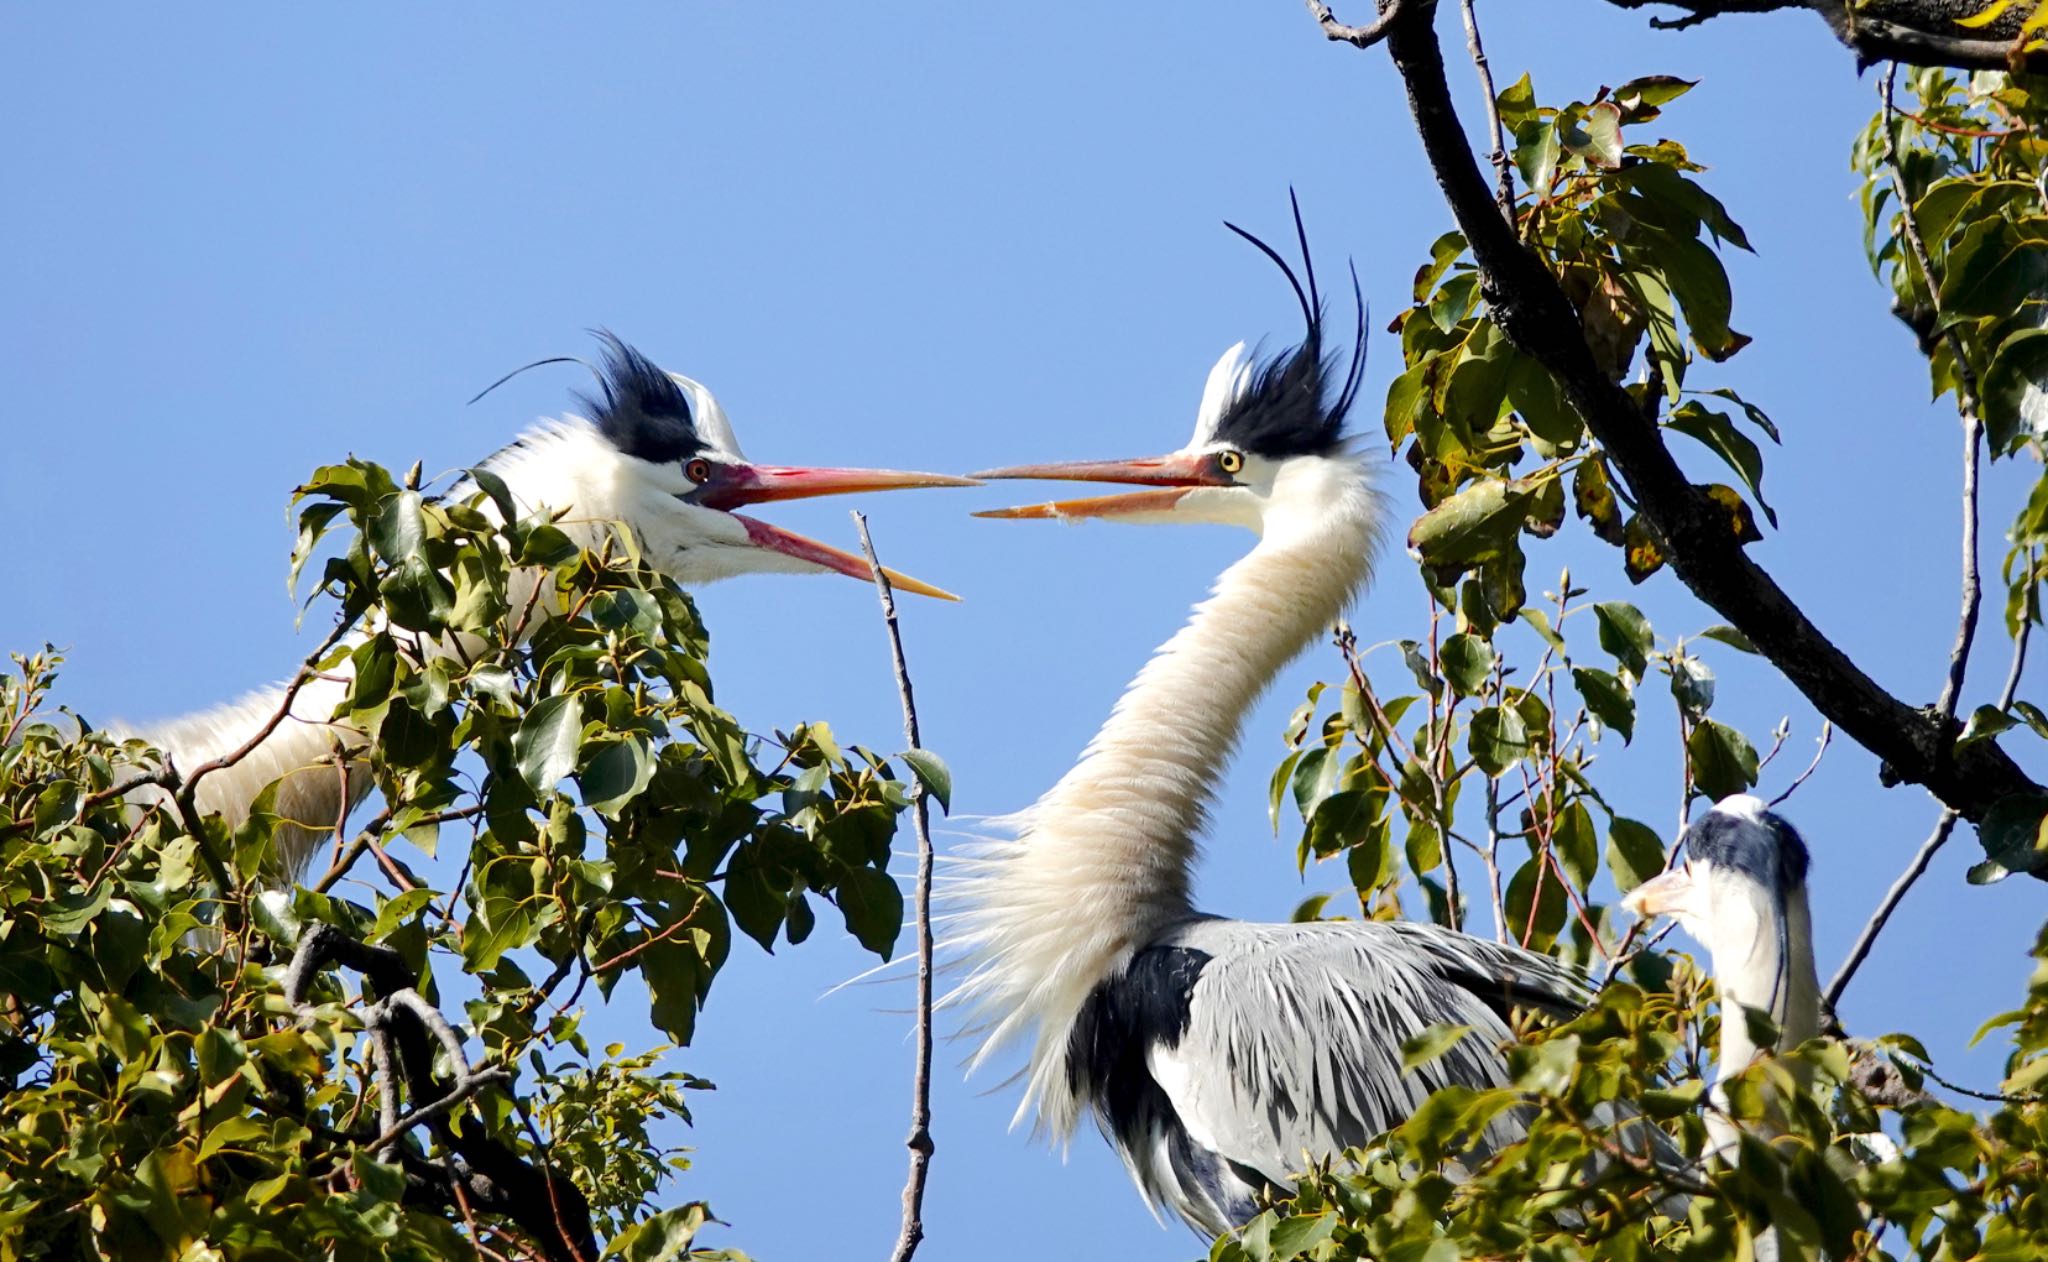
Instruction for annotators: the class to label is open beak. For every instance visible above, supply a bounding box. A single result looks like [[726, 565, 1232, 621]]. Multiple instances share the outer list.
[[970, 453, 1225, 521], [692, 462, 970, 600], [1621, 867, 1697, 921]]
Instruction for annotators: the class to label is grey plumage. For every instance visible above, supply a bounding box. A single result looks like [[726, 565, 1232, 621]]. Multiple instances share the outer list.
[[1068, 916, 1592, 1236]]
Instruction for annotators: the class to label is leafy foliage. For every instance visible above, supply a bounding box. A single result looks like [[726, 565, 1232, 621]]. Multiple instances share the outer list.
[[1228, 62, 2048, 1262], [0, 460, 916, 1257]]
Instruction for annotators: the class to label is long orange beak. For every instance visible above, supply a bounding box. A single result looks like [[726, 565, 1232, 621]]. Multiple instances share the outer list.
[[735, 515, 959, 601], [971, 453, 1225, 521], [696, 462, 971, 600]]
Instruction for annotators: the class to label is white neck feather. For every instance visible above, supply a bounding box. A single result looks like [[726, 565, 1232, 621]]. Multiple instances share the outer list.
[[1704, 877, 1819, 1164], [951, 456, 1379, 1141]]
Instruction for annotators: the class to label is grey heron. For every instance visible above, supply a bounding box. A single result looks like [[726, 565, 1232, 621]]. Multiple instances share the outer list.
[[1623, 793, 1820, 1164], [951, 209, 1595, 1238], [127, 333, 972, 882]]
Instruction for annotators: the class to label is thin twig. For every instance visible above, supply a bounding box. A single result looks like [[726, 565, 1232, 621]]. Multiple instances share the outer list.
[[1769, 720, 1832, 807], [1828, 610, 2032, 1008], [853, 513, 938, 1262], [1456, 0, 1513, 224]]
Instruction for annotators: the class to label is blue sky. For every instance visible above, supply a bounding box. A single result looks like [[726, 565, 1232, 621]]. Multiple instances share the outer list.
[[5, 4, 2045, 1258]]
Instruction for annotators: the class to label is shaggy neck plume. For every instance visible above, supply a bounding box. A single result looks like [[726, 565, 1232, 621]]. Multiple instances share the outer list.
[[954, 462, 1378, 1140]]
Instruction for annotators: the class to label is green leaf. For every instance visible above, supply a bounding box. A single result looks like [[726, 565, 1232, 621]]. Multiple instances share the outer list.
[[1607, 817, 1666, 892], [1553, 799, 1598, 889], [368, 490, 425, 564], [1495, 72, 1536, 132], [1983, 326, 2048, 453], [1401, 1023, 1474, 1074], [1687, 719, 1759, 800], [1504, 859, 1567, 952], [1514, 117, 1562, 199], [1977, 793, 2048, 877], [900, 748, 953, 815], [514, 694, 585, 793], [1469, 705, 1529, 777], [1438, 633, 1495, 697], [1668, 652, 1715, 719], [1572, 666, 1635, 743], [1407, 479, 1532, 570], [579, 737, 655, 814], [1940, 217, 2048, 320], [1412, 231, 1469, 302], [835, 866, 904, 959], [1306, 789, 1387, 862], [1593, 601, 1654, 679], [1698, 623, 1758, 653], [1957, 704, 2018, 748], [1668, 402, 1776, 528]]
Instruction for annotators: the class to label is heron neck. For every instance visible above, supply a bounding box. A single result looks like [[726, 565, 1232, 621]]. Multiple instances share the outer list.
[[1711, 882, 1821, 1078], [956, 464, 1379, 1138]]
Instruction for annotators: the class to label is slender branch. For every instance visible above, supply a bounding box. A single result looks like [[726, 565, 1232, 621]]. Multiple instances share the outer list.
[[853, 512, 938, 1262], [1768, 720, 1832, 807], [1456, 0, 1514, 225], [1878, 64, 1987, 727], [1828, 608, 2034, 1008], [1323, 0, 2043, 837]]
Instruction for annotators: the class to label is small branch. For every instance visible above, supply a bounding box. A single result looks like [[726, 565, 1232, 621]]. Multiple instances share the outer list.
[[1878, 65, 1987, 727], [852, 513, 938, 1262], [1306, 0, 1411, 48], [1828, 609, 2033, 1009], [1769, 720, 1832, 807], [1456, 0, 1514, 225]]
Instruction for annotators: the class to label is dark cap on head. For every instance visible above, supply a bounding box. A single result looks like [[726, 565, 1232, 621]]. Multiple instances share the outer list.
[[580, 330, 704, 465]]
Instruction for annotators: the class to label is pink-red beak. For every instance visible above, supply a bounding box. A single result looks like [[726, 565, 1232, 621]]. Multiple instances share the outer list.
[[700, 462, 974, 600], [697, 464, 978, 511], [970, 453, 1226, 521]]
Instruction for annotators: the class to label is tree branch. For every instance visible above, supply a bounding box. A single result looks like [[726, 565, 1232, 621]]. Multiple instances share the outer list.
[[1306, 0, 1413, 48], [284, 925, 596, 1262], [1456, 0, 1514, 226], [1592, 0, 2048, 73], [1329, 0, 2043, 845], [851, 513, 938, 1262]]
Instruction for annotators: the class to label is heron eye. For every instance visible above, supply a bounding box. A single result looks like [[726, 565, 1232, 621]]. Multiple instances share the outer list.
[[1217, 450, 1245, 475], [684, 458, 712, 484]]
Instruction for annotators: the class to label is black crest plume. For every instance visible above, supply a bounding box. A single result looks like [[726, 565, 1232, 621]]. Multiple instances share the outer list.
[[1212, 191, 1368, 459], [579, 330, 704, 464], [1686, 804, 1811, 897]]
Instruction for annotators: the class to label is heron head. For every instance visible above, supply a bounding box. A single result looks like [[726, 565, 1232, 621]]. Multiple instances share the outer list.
[[577, 332, 971, 598], [1622, 794, 1811, 959], [971, 201, 1368, 537]]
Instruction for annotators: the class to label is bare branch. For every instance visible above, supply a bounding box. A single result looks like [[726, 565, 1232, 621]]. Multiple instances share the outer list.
[[852, 512, 938, 1262], [1316, 0, 2043, 839], [1306, 0, 1412, 48], [1769, 720, 1833, 807], [1873, 64, 1989, 727], [1456, 0, 1514, 225]]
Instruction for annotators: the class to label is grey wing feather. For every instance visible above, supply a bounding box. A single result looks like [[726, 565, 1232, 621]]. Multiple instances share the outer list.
[[1153, 919, 1589, 1189]]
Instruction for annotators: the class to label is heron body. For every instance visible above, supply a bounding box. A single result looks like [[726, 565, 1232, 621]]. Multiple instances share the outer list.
[[955, 212, 1595, 1237], [121, 335, 967, 882]]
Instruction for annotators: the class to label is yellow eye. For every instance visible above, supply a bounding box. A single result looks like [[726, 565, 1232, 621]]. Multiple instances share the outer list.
[[1217, 450, 1245, 475], [685, 458, 712, 484]]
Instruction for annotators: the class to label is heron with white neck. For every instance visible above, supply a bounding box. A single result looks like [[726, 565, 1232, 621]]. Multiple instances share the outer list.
[[951, 207, 1595, 1238]]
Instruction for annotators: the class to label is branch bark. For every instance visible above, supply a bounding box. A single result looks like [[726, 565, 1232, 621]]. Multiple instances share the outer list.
[[1593, 0, 2048, 73], [1333, 0, 2043, 847], [851, 513, 938, 1262]]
